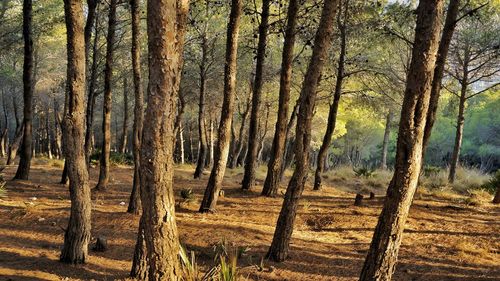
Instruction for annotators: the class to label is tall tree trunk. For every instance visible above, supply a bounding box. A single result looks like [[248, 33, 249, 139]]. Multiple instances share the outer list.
[[359, 0, 444, 279], [266, 0, 339, 262], [53, 99, 63, 159], [261, 0, 298, 197], [380, 110, 392, 170], [241, 0, 271, 190], [179, 122, 185, 164], [230, 89, 251, 169], [448, 80, 467, 183], [127, 0, 144, 216], [14, 0, 34, 180], [0, 91, 9, 157], [7, 97, 23, 165], [193, 37, 208, 179], [84, 7, 100, 167], [95, 0, 117, 191], [119, 76, 129, 154], [45, 106, 52, 159], [199, 0, 242, 212], [60, 0, 92, 264], [421, 0, 460, 162], [139, 0, 188, 277], [313, 1, 347, 191]]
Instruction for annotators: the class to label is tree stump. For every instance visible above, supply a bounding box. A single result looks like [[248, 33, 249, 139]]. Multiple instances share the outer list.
[[92, 236, 108, 252], [354, 194, 364, 206], [369, 192, 375, 199]]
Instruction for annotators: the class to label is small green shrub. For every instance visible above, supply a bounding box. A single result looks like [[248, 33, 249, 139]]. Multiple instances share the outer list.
[[423, 165, 441, 177], [481, 170, 500, 194], [353, 167, 375, 178], [90, 150, 133, 166], [180, 188, 194, 200]]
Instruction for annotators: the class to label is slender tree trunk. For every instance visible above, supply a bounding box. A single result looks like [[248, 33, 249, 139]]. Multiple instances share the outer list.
[[45, 106, 52, 159], [95, 0, 117, 191], [139, 0, 188, 277], [241, 0, 271, 190], [130, 216, 148, 278], [127, 0, 144, 216], [261, 0, 298, 197], [199, 0, 242, 212], [313, 2, 347, 191], [380, 110, 392, 170], [60, 0, 92, 264], [359, 0, 444, 279], [448, 80, 467, 183], [14, 0, 34, 180], [119, 77, 129, 154], [179, 122, 185, 164], [266, 0, 339, 262], [208, 118, 214, 166], [230, 90, 251, 169], [194, 38, 208, 179], [53, 100, 63, 159], [1, 91, 9, 157], [7, 97, 23, 165], [421, 0, 461, 161]]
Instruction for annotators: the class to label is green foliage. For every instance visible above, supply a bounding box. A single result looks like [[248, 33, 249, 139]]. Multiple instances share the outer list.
[[481, 170, 500, 194], [180, 188, 194, 200], [90, 150, 133, 166], [423, 166, 441, 177], [219, 256, 239, 281], [353, 167, 375, 178]]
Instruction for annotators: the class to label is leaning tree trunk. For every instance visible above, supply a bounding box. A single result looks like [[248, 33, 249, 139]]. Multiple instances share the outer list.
[[193, 37, 209, 179], [230, 90, 251, 169], [119, 77, 129, 154], [359, 0, 444, 279], [266, 0, 339, 262], [380, 110, 392, 170], [241, 0, 271, 190], [138, 0, 189, 277], [14, 0, 34, 180], [199, 0, 242, 213], [95, 0, 117, 191], [313, 2, 347, 191], [60, 0, 92, 264], [448, 80, 467, 184], [127, 0, 144, 215], [261, 0, 298, 197], [421, 0, 460, 162]]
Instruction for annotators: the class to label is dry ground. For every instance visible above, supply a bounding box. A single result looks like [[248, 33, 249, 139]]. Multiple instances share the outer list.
[[0, 160, 499, 281]]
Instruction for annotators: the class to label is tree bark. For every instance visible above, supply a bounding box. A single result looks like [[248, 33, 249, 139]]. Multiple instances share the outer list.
[[139, 0, 189, 278], [421, 0, 460, 162], [230, 89, 251, 169], [448, 79, 467, 183], [241, 0, 271, 190], [119, 76, 129, 154], [493, 188, 500, 204], [266, 0, 339, 262], [261, 0, 298, 197], [193, 36, 209, 179], [313, 1, 347, 191], [60, 0, 92, 264], [14, 0, 34, 180], [199, 0, 242, 212], [95, 0, 117, 191], [130, 216, 148, 278], [380, 110, 392, 170], [359, 0, 444, 279]]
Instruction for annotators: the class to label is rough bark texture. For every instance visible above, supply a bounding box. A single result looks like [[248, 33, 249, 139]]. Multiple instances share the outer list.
[[60, 0, 92, 264], [380, 110, 392, 170], [313, 1, 347, 191], [448, 81, 467, 183], [130, 215, 148, 278], [119, 77, 129, 154], [266, 0, 339, 262], [261, 0, 298, 197], [14, 0, 34, 180], [96, 0, 117, 191], [127, 0, 144, 215], [199, 0, 242, 212], [422, 0, 460, 162], [359, 0, 444, 279], [193, 36, 209, 179], [139, 0, 189, 278], [241, 0, 271, 190]]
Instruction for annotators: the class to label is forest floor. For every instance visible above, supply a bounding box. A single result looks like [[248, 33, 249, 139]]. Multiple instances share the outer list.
[[0, 159, 499, 281]]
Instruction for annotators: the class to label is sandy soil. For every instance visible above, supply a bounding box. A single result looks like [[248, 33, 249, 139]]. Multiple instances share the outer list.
[[0, 161, 498, 281]]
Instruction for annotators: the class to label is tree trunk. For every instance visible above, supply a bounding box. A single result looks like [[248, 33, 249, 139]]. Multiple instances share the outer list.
[[60, 0, 92, 264], [266, 0, 339, 262], [179, 122, 185, 164], [493, 188, 500, 204], [242, 0, 271, 190], [380, 110, 392, 170], [127, 0, 144, 215], [359, 0, 444, 279], [421, 0, 460, 161], [84, 7, 100, 167], [119, 76, 129, 154], [1, 92, 9, 157], [130, 216, 148, 278], [139, 0, 188, 277], [313, 2, 347, 191], [14, 0, 34, 180], [261, 0, 298, 197], [230, 90, 251, 169], [193, 37, 208, 179], [199, 0, 242, 212], [448, 80, 467, 184], [95, 0, 117, 191], [53, 99, 63, 159]]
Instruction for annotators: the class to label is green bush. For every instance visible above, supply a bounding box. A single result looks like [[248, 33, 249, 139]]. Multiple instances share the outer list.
[[353, 167, 375, 178], [482, 170, 500, 194], [423, 165, 441, 177], [90, 150, 133, 166]]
